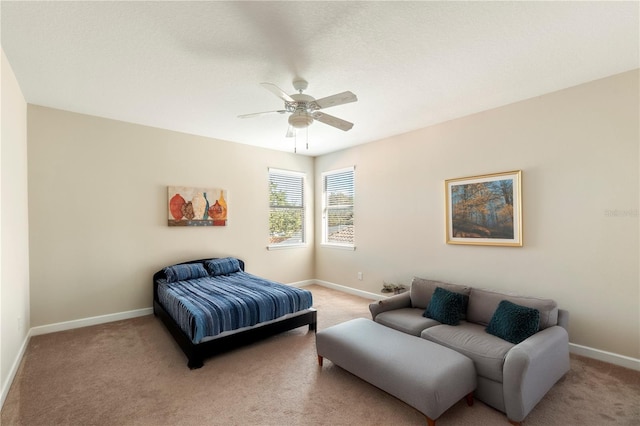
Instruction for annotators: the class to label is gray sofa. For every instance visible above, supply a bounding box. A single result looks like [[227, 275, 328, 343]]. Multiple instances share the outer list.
[[369, 277, 570, 425]]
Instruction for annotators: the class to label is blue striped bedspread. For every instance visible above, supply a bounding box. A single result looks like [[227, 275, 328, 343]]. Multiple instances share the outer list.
[[157, 271, 313, 343]]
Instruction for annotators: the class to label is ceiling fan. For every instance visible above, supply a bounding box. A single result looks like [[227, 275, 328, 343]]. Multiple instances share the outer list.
[[238, 79, 357, 138]]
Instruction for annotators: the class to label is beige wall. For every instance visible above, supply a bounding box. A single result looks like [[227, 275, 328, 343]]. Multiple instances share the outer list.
[[27, 106, 314, 326], [315, 70, 639, 359], [21, 69, 640, 361], [1, 49, 30, 400]]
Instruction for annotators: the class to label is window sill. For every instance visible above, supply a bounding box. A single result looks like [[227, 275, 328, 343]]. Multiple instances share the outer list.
[[267, 244, 307, 250], [320, 243, 356, 251]]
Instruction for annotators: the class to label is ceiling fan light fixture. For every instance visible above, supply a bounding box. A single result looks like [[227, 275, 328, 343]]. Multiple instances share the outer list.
[[288, 111, 313, 129]]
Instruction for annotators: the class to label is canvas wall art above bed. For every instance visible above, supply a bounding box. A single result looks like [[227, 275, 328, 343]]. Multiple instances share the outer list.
[[168, 186, 227, 226], [153, 257, 317, 368]]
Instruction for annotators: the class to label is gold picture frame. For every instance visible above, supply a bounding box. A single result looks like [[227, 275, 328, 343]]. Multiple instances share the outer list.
[[445, 170, 522, 246]]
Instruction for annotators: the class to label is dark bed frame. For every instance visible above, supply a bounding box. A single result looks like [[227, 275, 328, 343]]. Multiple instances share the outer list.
[[153, 257, 317, 369]]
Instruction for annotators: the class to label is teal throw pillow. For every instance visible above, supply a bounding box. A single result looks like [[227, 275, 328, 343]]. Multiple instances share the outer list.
[[423, 287, 468, 326], [486, 300, 540, 344]]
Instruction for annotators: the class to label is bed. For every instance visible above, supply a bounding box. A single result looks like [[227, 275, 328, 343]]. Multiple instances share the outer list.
[[153, 257, 317, 368]]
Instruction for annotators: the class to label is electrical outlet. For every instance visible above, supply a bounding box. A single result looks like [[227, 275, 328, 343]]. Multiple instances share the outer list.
[[357, 272, 363, 280], [17, 317, 23, 332]]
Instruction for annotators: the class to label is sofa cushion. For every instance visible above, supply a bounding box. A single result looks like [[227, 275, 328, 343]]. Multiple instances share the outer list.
[[421, 322, 514, 382], [410, 277, 471, 315], [467, 288, 558, 330], [424, 287, 468, 326], [486, 300, 540, 344], [375, 308, 441, 336]]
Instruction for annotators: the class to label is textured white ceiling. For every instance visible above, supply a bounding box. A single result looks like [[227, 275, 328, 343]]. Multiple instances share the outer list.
[[2, 1, 638, 156]]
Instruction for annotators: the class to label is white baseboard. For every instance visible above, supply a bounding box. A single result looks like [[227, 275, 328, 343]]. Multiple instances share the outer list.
[[30, 307, 153, 336], [570, 343, 640, 371], [1, 332, 30, 410], [312, 279, 386, 301], [288, 279, 316, 288]]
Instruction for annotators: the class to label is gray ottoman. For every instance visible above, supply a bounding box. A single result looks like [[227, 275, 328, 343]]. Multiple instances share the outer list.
[[316, 318, 476, 426]]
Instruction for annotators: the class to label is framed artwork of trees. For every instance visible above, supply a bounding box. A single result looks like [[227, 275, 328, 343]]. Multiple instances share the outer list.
[[445, 170, 522, 246]]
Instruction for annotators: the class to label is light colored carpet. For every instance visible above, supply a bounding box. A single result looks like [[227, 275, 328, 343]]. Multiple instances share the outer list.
[[2, 284, 639, 425]]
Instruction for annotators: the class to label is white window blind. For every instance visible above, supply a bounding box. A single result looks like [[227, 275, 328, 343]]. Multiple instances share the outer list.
[[322, 166, 355, 247], [268, 168, 305, 247]]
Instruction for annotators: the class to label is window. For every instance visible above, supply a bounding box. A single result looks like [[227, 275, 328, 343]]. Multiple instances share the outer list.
[[268, 168, 305, 248], [322, 166, 355, 248]]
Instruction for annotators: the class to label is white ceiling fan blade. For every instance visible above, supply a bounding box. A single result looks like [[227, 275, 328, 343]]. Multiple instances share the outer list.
[[313, 91, 357, 109], [238, 110, 286, 118], [312, 112, 354, 131], [286, 125, 295, 138], [260, 82, 295, 103]]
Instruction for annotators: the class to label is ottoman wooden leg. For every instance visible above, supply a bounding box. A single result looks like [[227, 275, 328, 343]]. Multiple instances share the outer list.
[[318, 355, 323, 366], [426, 416, 436, 426]]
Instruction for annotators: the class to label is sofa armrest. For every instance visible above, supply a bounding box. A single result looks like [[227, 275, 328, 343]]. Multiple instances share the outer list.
[[503, 325, 570, 422], [369, 292, 412, 320], [557, 309, 569, 331]]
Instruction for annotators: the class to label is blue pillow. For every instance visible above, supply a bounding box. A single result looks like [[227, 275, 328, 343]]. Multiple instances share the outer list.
[[163, 263, 208, 283], [423, 287, 468, 326], [205, 257, 241, 276], [486, 300, 540, 344]]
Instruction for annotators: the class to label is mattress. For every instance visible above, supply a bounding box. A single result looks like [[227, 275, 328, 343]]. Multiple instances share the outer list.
[[157, 271, 313, 343]]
